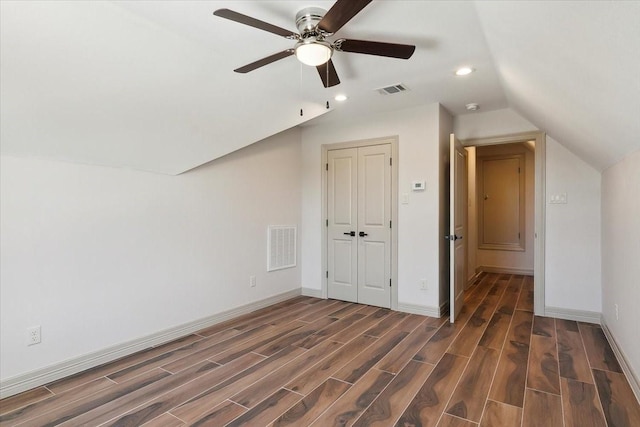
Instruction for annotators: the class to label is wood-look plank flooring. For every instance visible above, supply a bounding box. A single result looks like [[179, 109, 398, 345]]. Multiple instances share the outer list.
[[2, 274, 639, 426]]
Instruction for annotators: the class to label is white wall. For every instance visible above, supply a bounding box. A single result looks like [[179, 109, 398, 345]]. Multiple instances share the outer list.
[[0, 129, 302, 381], [454, 108, 538, 140], [601, 149, 640, 380], [466, 147, 478, 283], [301, 104, 443, 311], [545, 137, 601, 312]]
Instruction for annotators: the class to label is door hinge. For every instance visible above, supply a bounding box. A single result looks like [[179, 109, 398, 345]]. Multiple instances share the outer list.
[[390, 158, 392, 166], [389, 278, 392, 287], [390, 220, 392, 228], [518, 167, 521, 173], [326, 219, 328, 227], [326, 163, 328, 171], [518, 232, 521, 239], [326, 271, 329, 278]]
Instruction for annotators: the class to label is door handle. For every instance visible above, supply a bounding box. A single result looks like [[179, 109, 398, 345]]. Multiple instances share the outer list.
[[445, 235, 463, 241], [359, 231, 368, 237], [343, 231, 356, 236]]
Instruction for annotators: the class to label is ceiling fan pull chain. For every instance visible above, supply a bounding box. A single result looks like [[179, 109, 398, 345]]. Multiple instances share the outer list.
[[326, 61, 330, 87], [299, 59, 303, 116], [326, 101, 330, 109]]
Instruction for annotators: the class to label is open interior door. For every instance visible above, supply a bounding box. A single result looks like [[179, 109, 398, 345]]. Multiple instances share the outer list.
[[450, 134, 468, 322]]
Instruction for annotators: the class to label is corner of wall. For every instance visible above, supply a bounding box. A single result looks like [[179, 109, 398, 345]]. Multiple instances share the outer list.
[[600, 149, 640, 400]]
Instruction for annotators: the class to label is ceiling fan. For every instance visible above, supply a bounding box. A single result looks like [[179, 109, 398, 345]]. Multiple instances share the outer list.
[[213, 0, 416, 88]]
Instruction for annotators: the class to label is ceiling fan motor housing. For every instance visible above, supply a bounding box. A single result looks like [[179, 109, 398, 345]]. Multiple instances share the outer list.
[[296, 7, 327, 34]]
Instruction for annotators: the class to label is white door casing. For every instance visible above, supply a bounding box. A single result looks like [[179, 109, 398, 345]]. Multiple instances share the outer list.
[[327, 144, 392, 308], [450, 134, 468, 322]]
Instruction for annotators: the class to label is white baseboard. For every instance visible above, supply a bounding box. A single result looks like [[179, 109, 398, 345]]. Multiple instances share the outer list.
[[0, 289, 301, 399], [601, 319, 640, 402], [479, 265, 534, 275], [301, 287, 323, 298], [544, 306, 601, 325], [397, 302, 443, 318]]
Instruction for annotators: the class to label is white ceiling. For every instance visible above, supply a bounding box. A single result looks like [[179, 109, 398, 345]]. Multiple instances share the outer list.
[[1, 1, 638, 174]]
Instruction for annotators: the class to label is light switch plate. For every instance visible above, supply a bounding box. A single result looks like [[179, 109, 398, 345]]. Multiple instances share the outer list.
[[549, 193, 568, 204]]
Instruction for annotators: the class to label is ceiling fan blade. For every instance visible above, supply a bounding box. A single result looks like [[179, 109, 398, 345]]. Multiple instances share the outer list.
[[214, 9, 298, 38], [234, 50, 295, 73], [336, 39, 416, 59], [317, 0, 372, 34], [316, 59, 341, 88]]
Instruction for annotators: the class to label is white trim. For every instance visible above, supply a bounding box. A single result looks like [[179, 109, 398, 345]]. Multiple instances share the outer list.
[[397, 302, 442, 318], [479, 265, 534, 276], [301, 287, 323, 298], [601, 319, 640, 402], [0, 289, 301, 399], [544, 306, 601, 324]]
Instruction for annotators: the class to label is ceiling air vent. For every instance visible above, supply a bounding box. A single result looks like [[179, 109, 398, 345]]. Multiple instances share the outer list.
[[377, 83, 409, 95]]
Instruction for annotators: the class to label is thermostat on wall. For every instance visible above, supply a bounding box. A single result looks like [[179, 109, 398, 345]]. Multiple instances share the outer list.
[[411, 181, 426, 191]]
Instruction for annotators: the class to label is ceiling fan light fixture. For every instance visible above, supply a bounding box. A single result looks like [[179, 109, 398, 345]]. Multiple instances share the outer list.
[[295, 40, 332, 66], [455, 67, 475, 76], [334, 94, 348, 101]]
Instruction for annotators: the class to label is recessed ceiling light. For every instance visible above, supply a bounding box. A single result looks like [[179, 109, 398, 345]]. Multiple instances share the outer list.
[[334, 94, 348, 102], [455, 67, 475, 76], [466, 103, 479, 111]]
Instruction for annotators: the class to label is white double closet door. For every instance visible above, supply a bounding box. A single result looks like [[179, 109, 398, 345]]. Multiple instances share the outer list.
[[327, 144, 392, 309]]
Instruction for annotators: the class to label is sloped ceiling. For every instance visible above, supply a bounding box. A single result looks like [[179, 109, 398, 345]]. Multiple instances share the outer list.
[[1, 1, 638, 174], [474, 1, 640, 170]]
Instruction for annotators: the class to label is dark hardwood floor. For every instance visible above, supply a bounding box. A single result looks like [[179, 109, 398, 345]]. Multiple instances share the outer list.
[[1, 273, 639, 426]]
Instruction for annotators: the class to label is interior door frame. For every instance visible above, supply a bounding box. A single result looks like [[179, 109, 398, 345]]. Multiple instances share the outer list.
[[321, 136, 399, 310], [462, 131, 546, 316]]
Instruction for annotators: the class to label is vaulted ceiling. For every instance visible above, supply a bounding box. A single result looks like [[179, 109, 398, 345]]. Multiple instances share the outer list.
[[1, 1, 638, 174]]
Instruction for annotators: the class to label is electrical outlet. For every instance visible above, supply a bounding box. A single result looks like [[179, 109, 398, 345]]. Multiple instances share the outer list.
[[249, 276, 256, 288], [615, 304, 619, 320], [420, 279, 428, 290], [27, 326, 41, 346]]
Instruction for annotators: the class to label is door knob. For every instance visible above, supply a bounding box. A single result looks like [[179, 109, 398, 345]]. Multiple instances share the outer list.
[[359, 231, 368, 237], [343, 231, 356, 236], [445, 235, 463, 241]]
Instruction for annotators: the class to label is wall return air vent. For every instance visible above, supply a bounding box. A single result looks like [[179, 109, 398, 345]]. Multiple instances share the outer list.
[[376, 83, 409, 95], [267, 225, 297, 272]]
